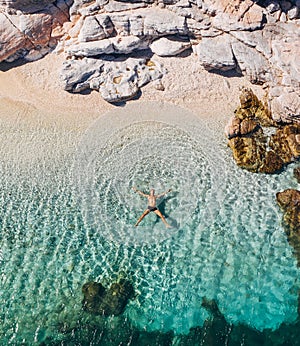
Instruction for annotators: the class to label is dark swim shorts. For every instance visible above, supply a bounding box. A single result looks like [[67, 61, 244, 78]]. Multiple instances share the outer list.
[[147, 206, 158, 212]]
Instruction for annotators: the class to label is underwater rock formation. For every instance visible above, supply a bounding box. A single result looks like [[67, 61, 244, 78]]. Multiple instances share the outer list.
[[82, 279, 135, 316], [226, 88, 300, 174], [276, 189, 300, 266]]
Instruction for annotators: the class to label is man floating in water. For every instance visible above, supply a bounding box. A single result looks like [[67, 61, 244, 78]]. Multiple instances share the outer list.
[[132, 187, 172, 228]]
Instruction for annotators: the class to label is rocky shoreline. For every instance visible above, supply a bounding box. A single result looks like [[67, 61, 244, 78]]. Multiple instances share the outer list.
[[1, 0, 299, 120]]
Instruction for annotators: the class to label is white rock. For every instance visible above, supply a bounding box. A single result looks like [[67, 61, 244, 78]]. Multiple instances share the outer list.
[[70, 0, 108, 16], [1, 0, 56, 13], [280, 12, 287, 22], [143, 8, 187, 36], [108, 13, 144, 36], [92, 58, 166, 102], [266, 1, 281, 14], [194, 34, 236, 71], [231, 40, 271, 83], [212, 2, 264, 31], [270, 91, 300, 122], [24, 47, 51, 61], [66, 39, 114, 57], [150, 37, 191, 56], [287, 6, 299, 20], [230, 30, 272, 59], [270, 31, 300, 88], [186, 17, 211, 37], [67, 35, 147, 57], [103, 0, 147, 12], [9, 12, 53, 46], [78, 15, 114, 42], [111, 36, 148, 54], [60, 57, 103, 91]]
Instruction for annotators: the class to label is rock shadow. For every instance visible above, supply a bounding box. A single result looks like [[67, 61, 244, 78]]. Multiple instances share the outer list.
[[0, 58, 31, 72], [209, 67, 243, 78]]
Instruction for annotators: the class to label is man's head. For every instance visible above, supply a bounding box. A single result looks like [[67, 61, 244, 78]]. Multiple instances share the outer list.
[[150, 189, 155, 196]]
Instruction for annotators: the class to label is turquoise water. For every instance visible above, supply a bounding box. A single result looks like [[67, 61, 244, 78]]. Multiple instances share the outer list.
[[0, 102, 300, 344]]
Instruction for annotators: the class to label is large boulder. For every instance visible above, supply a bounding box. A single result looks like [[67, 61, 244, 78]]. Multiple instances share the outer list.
[[61, 57, 166, 103], [294, 167, 300, 183], [228, 134, 266, 172], [82, 279, 135, 316], [150, 36, 191, 57], [194, 34, 236, 72], [0, 0, 70, 62], [0, 12, 32, 62], [226, 88, 300, 174], [276, 189, 300, 266], [66, 36, 147, 57], [78, 15, 114, 42], [0, 0, 299, 113], [0, 0, 56, 13], [269, 125, 300, 163]]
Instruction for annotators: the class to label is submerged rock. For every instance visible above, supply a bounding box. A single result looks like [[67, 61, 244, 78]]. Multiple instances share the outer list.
[[276, 189, 300, 266], [82, 281, 106, 314], [228, 134, 266, 172], [294, 167, 300, 183], [82, 279, 135, 316], [99, 279, 135, 316]]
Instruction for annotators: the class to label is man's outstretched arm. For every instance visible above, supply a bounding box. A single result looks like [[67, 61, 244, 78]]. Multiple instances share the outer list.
[[156, 189, 172, 198], [132, 186, 148, 197]]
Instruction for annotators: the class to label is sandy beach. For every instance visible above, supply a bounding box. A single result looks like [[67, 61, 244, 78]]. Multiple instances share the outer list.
[[0, 52, 266, 136]]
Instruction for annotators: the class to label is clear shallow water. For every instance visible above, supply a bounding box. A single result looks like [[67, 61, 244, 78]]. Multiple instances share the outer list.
[[0, 102, 300, 344]]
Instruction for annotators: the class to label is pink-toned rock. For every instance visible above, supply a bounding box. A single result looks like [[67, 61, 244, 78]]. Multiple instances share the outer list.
[[0, 1, 69, 62], [224, 116, 261, 139], [225, 116, 241, 139], [0, 0, 56, 13], [194, 34, 236, 71], [0, 12, 33, 62]]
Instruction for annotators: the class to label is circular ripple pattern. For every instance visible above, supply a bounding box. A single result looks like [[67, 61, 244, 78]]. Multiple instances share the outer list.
[[73, 103, 221, 245], [1, 102, 300, 344]]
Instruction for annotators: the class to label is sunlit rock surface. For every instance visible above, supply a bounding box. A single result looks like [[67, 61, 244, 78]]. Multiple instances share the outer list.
[[0, 0, 70, 62], [0, 0, 299, 113], [226, 88, 300, 174]]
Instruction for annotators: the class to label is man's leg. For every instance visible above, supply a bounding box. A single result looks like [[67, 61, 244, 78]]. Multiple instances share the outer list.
[[135, 209, 150, 227], [154, 209, 171, 228]]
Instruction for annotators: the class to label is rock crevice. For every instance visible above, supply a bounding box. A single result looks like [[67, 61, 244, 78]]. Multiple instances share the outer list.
[[0, 0, 299, 113]]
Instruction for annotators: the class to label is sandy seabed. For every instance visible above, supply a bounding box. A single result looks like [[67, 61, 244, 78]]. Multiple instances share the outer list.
[[1, 53, 300, 345]]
